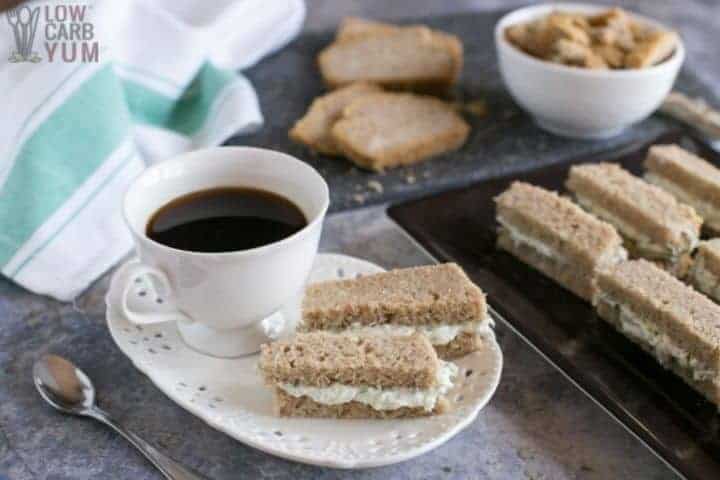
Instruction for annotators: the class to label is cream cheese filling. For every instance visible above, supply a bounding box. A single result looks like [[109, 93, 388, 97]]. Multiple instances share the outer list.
[[574, 194, 698, 260], [598, 295, 717, 383], [498, 218, 628, 266], [338, 319, 494, 346], [498, 219, 556, 259], [645, 173, 720, 231], [278, 361, 458, 411]]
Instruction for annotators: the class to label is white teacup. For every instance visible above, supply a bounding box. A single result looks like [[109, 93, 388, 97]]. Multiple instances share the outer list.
[[119, 147, 329, 357]]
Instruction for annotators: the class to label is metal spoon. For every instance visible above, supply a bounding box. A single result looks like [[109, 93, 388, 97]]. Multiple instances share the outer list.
[[33, 354, 209, 480]]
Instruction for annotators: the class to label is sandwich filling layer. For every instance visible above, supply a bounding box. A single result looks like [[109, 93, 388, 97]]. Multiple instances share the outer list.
[[497, 218, 628, 266], [574, 194, 698, 261], [334, 318, 494, 346], [645, 173, 720, 231], [278, 360, 458, 411], [597, 294, 718, 383]]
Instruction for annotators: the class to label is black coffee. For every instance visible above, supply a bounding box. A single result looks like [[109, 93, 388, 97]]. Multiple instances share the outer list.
[[146, 187, 307, 253]]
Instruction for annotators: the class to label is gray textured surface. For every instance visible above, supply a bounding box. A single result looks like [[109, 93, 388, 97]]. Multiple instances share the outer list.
[[2, 1, 719, 479]]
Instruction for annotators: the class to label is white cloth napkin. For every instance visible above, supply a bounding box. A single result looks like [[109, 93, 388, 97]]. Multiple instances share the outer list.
[[0, 0, 305, 300]]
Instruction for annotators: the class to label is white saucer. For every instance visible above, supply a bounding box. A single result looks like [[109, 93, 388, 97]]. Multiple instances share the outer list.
[[106, 253, 503, 469]]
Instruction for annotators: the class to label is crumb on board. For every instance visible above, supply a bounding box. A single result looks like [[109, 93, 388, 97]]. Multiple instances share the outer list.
[[406, 174, 417, 184], [451, 99, 489, 117], [367, 180, 384, 193], [353, 193, 366, 204], [464, 99, 488, 117]]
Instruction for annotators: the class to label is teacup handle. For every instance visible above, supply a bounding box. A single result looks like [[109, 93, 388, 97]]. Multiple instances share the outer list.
[[120, 263, 193, 326]]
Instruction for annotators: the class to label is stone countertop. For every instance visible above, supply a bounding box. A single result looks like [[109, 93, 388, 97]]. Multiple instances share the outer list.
[[2, 1, 719, 479], [0, 206, 676, 480]]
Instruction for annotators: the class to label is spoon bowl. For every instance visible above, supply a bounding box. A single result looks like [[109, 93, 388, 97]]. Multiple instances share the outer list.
[[33, 354, 96, 415], [33, 354, 208, 479]]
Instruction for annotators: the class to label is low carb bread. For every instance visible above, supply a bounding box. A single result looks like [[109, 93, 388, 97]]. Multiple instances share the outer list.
[[289, 82, 383, 155], [566, 163, 701, 277], [644, 144, 720, 234], [594, 259, 720, 406], [300, 263, 491, 359], [318, 24, 463, 93], [688, 239, 720, 303], [330, 92, 469, 171], [258, 332, 457, 418], [494, 182, 627, 301]]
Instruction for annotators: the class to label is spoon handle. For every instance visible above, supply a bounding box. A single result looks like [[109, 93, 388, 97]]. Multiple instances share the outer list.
[[87, 407, 209, 480]]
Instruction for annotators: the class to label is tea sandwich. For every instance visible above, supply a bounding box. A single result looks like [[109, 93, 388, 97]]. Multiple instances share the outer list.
[[644, 144, 720, 234], [688, 239, 720, 303], [593, 259, 720, 406], [300, 263, 491, 359], [258, 332, 457, 418], [319, 19, 463, 93], [566, 163, 701, 277], [494, 182, 627, 301]]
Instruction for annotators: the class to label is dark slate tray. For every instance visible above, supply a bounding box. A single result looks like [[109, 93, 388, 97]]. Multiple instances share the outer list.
[[388, 131, 720, 480], [229, 10, 718, 213]]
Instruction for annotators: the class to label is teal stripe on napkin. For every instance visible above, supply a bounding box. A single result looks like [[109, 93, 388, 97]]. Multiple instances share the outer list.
[[0, 64, 131, 267], [123, 62, 237, 136]]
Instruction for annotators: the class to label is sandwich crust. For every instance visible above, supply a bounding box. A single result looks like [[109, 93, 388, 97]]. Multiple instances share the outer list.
[[497, 228, 597, 300], [644, 144, 720, 233], [302, 263, 486, 330], [259, 332, 439, 389], [566, 163, 701, 254], [594, 259, 720, 374], [495, 182, 625, 268]]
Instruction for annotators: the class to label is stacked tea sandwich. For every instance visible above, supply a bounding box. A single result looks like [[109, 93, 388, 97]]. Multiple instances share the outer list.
[[258, 263, 492, 418], [299, 263, 492, 359]]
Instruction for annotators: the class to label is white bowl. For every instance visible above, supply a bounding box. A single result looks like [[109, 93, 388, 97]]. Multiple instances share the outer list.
[[494, 3, 684, 139]]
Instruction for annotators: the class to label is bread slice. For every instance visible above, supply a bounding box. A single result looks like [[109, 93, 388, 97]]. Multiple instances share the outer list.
[[289, 82, 383, 155], [336, 17, 399, 41], [330, 92, 469, 171], [594, 259, 720, 405], [336, 17, 463, 60], [566, 163, 701, 275], [494, 182, 627, 300], [689, 239, 720, 302], [318, 24, 463, 93], [661, 92, 720, 140], [300, 263, 490, 359], [644, 144, 720, 234], [259, 332, 457, 418]]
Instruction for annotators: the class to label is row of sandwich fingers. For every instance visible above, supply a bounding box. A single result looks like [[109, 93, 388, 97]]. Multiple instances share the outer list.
[[496, 143, 720, 287], [495, 187, 720, 403], [494, 145, 720, 405]]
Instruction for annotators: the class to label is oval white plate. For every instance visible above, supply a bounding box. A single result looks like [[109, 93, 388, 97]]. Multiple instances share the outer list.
[[106, 253, 503, 469]]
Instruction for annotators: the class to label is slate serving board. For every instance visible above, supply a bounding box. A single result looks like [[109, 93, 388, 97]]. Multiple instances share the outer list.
[[388, 131, 720, 480], [229, 10, 718, 213]]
